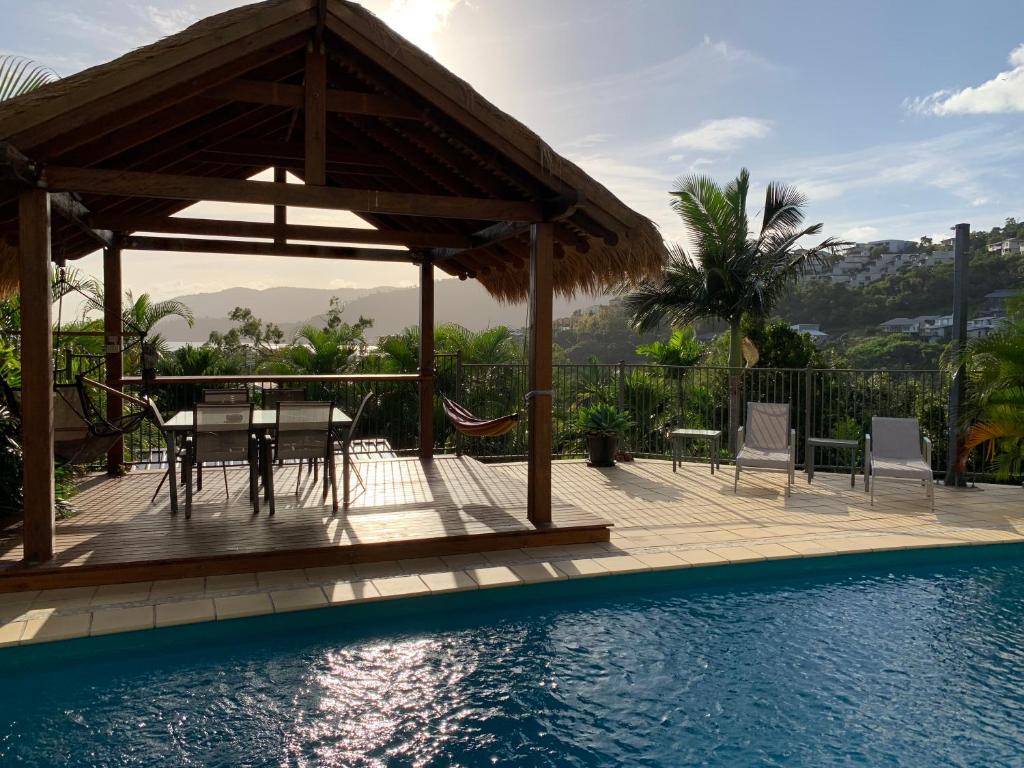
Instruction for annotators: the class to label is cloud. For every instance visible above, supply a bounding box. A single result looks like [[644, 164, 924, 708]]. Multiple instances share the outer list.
[[841, 226, 879, 241], [908, 43, 1024, 114], [670, 117, 771, 152], [368, 0, 466, 56]]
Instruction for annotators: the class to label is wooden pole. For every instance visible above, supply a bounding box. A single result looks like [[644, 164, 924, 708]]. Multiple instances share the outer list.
[[304, 45, 327, 186], [418, 259, 435, 461], [18, 189, 55, 563], [527, 222, 553, 525], [103, 240, 123, 475], [946, 222, 970, 486], [273, 166, 286, 246]]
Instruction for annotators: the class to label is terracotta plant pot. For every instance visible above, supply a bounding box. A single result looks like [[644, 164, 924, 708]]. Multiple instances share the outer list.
[[586, 434, 619, 467]]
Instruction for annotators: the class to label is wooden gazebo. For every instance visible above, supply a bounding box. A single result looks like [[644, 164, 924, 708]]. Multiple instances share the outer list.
[[0, 0, 666, 563]]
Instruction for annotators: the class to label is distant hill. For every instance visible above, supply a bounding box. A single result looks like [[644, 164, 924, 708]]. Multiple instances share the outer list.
[[157, 279, 610, 342]]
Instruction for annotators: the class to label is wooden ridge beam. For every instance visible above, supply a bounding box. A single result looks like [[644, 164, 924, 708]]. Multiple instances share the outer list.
[[304, 47, 327, 186], [91, 214, 473, 248], [123, 235, 418, 262], [210, 78, 424, 120], [44, 166, 544, 222], [203, 138, 388, 167]]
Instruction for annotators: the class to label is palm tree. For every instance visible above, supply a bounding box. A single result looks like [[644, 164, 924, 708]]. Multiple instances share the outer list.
[[267, 325, 361, 375], [0, 56, 56, 101], [958, 297, 1024, 478], [624, 168, 846, 445], [122, 291, 194, 354]]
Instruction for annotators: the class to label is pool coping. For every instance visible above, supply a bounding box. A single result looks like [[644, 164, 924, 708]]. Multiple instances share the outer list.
[[2, 539, 1023, 671]]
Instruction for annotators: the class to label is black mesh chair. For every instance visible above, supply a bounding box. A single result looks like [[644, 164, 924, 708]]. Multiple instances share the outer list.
[[337, 392, 374, 510], [262, 387, 306, 410], [182, 403, 259, 518], [264, 401, 336, 515], [202, 388, 250, 405]]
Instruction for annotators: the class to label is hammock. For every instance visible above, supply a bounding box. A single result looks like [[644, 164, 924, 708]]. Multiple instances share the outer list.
[[442, 397, 518, 438], [4, 376, 151, 465]]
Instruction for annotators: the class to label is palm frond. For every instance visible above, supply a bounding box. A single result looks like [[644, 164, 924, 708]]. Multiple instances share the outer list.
[[0, 56, 57, 102]]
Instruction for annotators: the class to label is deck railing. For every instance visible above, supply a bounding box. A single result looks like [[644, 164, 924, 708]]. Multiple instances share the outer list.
[[109, 360, 955, 478]]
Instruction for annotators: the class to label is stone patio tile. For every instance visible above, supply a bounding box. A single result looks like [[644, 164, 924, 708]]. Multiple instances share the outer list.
[[743, 543, 803, 560], [593, 555, 651, 574], [420, 571, 477, 594], [675, 549, 730, 567], [155, 598, 216, 628], [440, 553, 493, 569], [91, 582, 153, 606], [707, 545, 767, 563], [781, 539, 846, 556], [90, 605, 155, 636], [467, 566, 522, 588], [551, 558, 613, 579], [397, 557, 448, 574], [510, 562, 565, 584], [257, 569, 309, 589], [325, 579, 381, 604], [0, 590, 39, 608], [634, 552, 690, 571], [205, 573, 259, 593], [31, 586, 96, 610], [371, 575, 430, 599], [305, 564, 357, 583], [214, 593, 273, 620], [270, 587, 328, 613], [0, 620, 25, 647], [352, 561, 404, 579], [483, 549, 535, 565], [21, 613, 91, 644], [149, 578, 207, 599]]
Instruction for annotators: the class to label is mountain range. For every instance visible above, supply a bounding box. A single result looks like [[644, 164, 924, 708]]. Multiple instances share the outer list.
[[156, 279, 609, 342]]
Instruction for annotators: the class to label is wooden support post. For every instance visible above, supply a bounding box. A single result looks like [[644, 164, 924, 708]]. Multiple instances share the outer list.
[[273, 167, 287, 246], [418, 259, 435, 461], [18, 190, 55, 563], [103, 241, 123, 475], [304, 45, 327, 186], [527, 222, 554, 526]]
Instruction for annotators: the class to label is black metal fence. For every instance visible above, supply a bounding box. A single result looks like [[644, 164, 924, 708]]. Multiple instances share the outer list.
[[99, 357, 954, 478]]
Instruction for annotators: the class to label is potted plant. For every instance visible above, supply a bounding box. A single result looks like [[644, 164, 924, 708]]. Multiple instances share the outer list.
[[577, 403, 633, 467]]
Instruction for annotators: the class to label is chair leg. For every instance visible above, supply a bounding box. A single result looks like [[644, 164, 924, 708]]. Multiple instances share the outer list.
[[870, 471, 876, 506], [733, 464, 740, 493], [249, 460, 260, 515], [266, 461, 275, 516], [313, 458, 319, 483], [184, 457, 193, 519], [329, 454, 339, 513], [223, 464, 230, 500], [197, 462, 203, 492], [343, 449, 351, 511]]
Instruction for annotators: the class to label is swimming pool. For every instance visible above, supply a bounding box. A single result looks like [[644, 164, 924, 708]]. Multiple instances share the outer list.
[[2, 549, 1024, 766]]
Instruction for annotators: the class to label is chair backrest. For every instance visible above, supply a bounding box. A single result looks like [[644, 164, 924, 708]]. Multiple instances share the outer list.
[[344, 392, 375, 449], [54, 384, 92, 444], [275, 401, 333, 461], [262, 387, 306, 410], [203, 388, 249, 405], [744, 402, 791, 450], [193, 403, 253, 463], [871, 417, 922, 459]]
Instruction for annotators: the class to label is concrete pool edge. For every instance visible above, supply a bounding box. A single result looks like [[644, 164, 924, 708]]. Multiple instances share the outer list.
[[1, 539, 1023, 673]]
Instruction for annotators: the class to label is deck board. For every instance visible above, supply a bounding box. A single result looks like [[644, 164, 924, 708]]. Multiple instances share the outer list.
[[0, 457, 610, 589]]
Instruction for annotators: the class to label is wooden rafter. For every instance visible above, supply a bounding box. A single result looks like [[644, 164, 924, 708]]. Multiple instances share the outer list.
[[123, 235, 418, 262]]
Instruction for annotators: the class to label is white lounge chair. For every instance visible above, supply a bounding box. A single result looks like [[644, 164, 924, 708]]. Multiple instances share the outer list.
[[866, 416, 934, 510], [734, 402, 796, 497]]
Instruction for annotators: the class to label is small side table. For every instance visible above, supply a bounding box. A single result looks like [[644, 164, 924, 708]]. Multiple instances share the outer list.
[[806, 437, 860, 487], [669, 428, 723, 475]]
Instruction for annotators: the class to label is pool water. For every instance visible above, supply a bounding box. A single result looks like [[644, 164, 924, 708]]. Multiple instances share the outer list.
[[3, 552, 1024, 767]]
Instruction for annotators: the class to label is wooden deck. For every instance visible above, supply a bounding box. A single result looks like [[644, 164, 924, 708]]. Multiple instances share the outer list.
[[0, 456, 610, 591]]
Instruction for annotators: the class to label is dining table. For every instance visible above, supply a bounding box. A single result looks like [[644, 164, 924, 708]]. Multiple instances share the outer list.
[[160, 407, 353, 514]]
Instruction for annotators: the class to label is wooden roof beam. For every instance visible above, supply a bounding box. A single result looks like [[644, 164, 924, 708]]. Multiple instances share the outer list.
[[43, 166, 544, 221], [90, 214, 473, 248], [209, 78, 425, 120], [123, 235, 418, 262]]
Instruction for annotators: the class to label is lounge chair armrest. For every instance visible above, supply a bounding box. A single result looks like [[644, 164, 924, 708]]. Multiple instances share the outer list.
[[922, 435, 932, 466], [790, 428, 796, 461], [864, 433, 871, 475], [736, 426, 744, 455]]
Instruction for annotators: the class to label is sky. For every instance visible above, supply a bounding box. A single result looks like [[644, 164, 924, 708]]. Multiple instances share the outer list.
[[2, 0, 1024, 299]]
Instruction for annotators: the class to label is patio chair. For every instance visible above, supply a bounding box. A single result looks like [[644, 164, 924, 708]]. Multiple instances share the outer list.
[[181, 403, 260, 519], [337, 391, 374, 510], [866, 417, 934, 510], [734, 402, 796, 497], [262, 386, 306, 410], [202, 388, 250, 404], [264, 401, 336, 515]]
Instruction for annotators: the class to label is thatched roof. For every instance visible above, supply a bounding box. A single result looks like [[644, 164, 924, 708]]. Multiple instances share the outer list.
[[0, 0, 667, 301]]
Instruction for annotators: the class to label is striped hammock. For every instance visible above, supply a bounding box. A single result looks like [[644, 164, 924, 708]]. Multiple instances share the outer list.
[[442, 397, 518, 438]]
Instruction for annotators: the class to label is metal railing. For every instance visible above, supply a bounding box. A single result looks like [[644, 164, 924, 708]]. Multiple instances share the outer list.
[[101, 360, 955, 479]]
